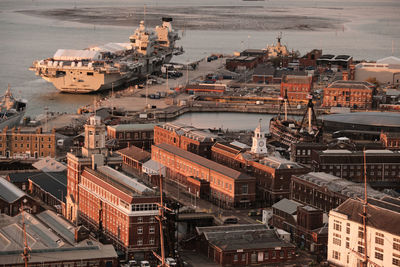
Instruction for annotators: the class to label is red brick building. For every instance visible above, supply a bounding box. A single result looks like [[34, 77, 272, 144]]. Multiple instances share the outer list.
[[322, 80, 375, 109], [271, 198, 328, 254], [290, 172, 388, 213], [0, 178, 42, 216], [79, 166, 160, 259], [195, 224, 296, 266], [226, 56, 259, 72], [152, 143, 256, 208], [380, 132, 400, 150], [154, 122, 223, 158], [118, 145, 151, 176], [281, 75, 313, 103], [106, 123, 156, 150], [183, 84, 226, 95], [211, 142, 309, 205], [299, 49, 322, 69], [311, 149, 400, 189], [0, 126, 56, 159]]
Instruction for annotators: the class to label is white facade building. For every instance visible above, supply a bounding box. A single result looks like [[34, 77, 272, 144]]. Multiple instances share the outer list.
[[328, 197, 400, 267], [354, 56, 400, 85]]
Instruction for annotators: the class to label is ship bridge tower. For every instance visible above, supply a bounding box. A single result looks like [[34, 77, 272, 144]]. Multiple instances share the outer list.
[[251, 119, 267, 154]]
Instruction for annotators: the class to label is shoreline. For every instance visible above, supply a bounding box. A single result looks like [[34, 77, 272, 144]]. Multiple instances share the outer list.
[[17, 6, 342, 32]]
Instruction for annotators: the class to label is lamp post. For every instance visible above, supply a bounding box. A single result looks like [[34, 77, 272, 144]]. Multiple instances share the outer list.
[[111, 82, 114, 116]]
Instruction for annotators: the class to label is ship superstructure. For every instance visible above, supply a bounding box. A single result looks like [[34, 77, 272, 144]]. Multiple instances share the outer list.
[[0, 85, 27, 129], [30, 18, 181, 93]]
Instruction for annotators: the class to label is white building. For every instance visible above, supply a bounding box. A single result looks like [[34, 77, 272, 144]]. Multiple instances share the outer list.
[[354, 56, 400, 85], [328, 197, 400, 267]]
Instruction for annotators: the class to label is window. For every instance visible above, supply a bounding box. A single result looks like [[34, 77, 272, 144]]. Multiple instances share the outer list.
[[137, 239, 143, 246], [137, 227, 143, 234], [346, 223, 350, 234], [138, 217, 143, 223], [241, 254, 246, 261], [393, 254, 400, 267], [375, 232, 384, 245], [394, 238, 400, 251], [241, 184, 248, 194], [333, 233, 341, 246], [333, 220, 342, 232], [234, 254, 238, 262], [332, 250, 340, 260], [375, 247, 383, 261], [149, 226, 155, 234]]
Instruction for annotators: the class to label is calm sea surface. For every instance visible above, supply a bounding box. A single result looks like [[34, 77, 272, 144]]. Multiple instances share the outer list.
[[0, 0, 399, 122]]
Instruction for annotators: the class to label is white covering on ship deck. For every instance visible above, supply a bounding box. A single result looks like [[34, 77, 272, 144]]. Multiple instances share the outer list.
[[53, 49, 101, 61], [89, 43, 133, 53]]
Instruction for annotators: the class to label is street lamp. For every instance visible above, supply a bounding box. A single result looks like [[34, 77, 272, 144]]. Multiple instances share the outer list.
[[111, 82, 114, 116]]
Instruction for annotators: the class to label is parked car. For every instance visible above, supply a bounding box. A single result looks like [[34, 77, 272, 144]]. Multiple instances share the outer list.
[[165, 257, 177, 266], [140, 260, 150, 267]]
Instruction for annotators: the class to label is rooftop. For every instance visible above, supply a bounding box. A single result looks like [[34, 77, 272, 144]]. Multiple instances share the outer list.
[[294, 172, 387, 199], [333, 198, 400, 236], [32, 156, 67, 172], [108, 123, 158, 132], [258, 156, 305, 170], [29, 172, 67, 202], [117, 145, 151, 163], [196, 224, 294, 251], [0, 212, 117, 265], [0, 177, 26, 203], [327, 80, 373, 90], [272, 198, 303, 215], [160, 122, 222, 143], [155, 143, 252, 180], [96, 166, 153, 195], [321, 112, 400, 128]]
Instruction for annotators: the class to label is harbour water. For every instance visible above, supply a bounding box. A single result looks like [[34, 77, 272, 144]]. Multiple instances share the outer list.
[[0, 0, 399, 116]]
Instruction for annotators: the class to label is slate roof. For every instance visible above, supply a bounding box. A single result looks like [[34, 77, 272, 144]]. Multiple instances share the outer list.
[[196, 224, 294, 251], [155, 143, 253, 180], [333, 198, 400, 236], [0, 178, 26, 203], [117, 145, 151, 163], [32, 156, 67, 172], [0, 212, 117, 265], [8, 171, 42, 183], [295, 172, 387, 200], [272, 198, 303, 215], [29, 172, 67, 202]]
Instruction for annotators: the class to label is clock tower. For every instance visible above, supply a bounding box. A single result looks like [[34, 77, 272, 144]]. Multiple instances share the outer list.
[[251, 119, 267, 154]]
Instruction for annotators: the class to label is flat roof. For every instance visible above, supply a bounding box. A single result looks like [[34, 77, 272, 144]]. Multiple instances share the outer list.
[[272, 198, 303, 215], [197, 224, 294, 251], [321, 112, 400, 128], [154, 143, 252, 180], [97, 166, 153, 195], [108, 123, 158, 132]]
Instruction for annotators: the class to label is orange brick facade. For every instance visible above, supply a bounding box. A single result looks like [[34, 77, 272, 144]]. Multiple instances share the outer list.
[[0, 127, 56, 158], [153, 124, 218, 158], [280, 75, 313, 103], [322, 81, 374, 109], [152, 144, 256, 208]]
